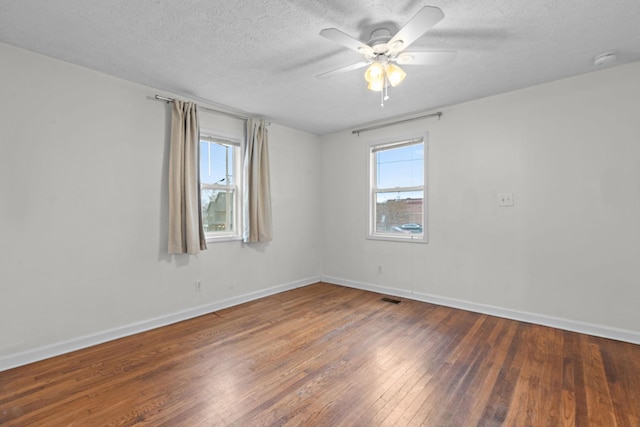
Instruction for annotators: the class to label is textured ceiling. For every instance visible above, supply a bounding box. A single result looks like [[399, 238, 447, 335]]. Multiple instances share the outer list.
[[1, 0, 639, 135]]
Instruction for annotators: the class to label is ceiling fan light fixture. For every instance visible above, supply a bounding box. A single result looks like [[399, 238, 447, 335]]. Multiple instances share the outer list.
[[386, 63, 406, 86], [364, 61, 406, 92], [364, 62, 385, 83], [367, 79, 385, 92]]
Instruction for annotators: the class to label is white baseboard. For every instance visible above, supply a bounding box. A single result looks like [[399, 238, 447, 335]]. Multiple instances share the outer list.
[[321, 275, 640, 346], [0, 276, 320, 372]]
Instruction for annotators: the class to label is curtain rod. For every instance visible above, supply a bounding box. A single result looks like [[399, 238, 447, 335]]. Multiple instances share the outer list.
[[154, 95, 270, 125], [352, 112, 442, 136]]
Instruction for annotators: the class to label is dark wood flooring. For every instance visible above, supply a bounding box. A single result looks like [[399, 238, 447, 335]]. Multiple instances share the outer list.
[[1, 282, 639, 426]]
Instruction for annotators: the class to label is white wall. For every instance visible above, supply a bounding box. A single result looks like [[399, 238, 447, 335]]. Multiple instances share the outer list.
[[2, 39, 639, 371], [320, 61, 640, 342], [0, 42, 321, 369]]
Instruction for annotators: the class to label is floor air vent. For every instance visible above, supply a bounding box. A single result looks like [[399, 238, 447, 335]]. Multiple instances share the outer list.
[[381, 297, 401, 304]]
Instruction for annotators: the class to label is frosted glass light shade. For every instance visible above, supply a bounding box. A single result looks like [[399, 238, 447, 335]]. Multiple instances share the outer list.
[[386, 63, 406, 87], [364, 62, 385, 83], [364, 61, 406, 92], [367, 79, 385, 91]]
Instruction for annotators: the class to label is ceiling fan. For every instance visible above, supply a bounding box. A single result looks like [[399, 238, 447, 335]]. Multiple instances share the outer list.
[[317, 6, 456, 105]]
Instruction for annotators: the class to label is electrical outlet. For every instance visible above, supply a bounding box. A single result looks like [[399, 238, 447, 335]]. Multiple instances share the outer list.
[[195, 281, 202, 292], [498, 193, 515, 207], [377, 265, 383, 274]]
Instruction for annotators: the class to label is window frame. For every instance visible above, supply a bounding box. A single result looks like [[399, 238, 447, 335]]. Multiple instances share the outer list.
[[367, 133, 428, 244], [199, 131, 243, 243]]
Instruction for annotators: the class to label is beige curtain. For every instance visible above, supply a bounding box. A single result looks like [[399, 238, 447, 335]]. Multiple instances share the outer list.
[[168, 100, 207, 254], [243, 118, 272, 243]]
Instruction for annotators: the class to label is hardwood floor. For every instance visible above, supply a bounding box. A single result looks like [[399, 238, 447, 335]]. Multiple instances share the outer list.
[[1, 282, 639, 426]]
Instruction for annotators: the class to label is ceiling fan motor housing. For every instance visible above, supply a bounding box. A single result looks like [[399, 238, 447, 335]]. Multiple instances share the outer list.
[[368, 28, 393, 53]]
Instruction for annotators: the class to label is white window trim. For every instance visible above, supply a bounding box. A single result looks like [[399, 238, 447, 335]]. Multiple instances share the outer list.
[[200, 130, 244, 244], [367, 133, 429, 244]]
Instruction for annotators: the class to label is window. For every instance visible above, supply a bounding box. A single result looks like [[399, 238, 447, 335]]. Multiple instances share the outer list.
[[200, 134, 242, 241], [368, 135, 427, 243]]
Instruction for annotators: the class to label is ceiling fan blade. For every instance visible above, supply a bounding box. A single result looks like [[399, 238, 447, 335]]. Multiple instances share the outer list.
[[388, 6, 445, 51], [319, 28, 374, 55], [395, 51, 457, 65], [316, 61, 370, 79]]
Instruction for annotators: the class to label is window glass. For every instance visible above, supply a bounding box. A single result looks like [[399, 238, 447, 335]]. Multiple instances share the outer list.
[[199, 137, 241, 240], [375, 191, 423, 234], [369, 137, 427, 243], [200, 141, 235, 185], [376, 144, 423, 188], [201, 188, 235, 233]]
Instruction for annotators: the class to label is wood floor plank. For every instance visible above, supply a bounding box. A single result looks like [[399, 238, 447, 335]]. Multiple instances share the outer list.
[[583, 339, 618, 426], [560, 335, 578, 427], [2, 282, 640, 426]]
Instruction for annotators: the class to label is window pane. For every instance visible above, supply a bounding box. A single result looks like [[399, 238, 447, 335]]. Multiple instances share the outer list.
[[201, 188, 235, 233], [200, 141, 235, 185], [375, 191, 423, 234], [376, 143, 423, 189]]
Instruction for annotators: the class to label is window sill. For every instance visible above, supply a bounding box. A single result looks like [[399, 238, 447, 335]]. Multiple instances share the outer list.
[[367, 234, 428, 244], [205, 234, 242, 244]]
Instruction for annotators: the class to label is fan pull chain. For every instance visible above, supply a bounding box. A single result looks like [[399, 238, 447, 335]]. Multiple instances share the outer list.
[[384, 76, 389, 101], [381, 74, 389, 107]]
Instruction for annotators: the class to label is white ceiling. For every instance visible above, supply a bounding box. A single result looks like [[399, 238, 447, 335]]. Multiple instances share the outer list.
[[1, 1, 639, 135]]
